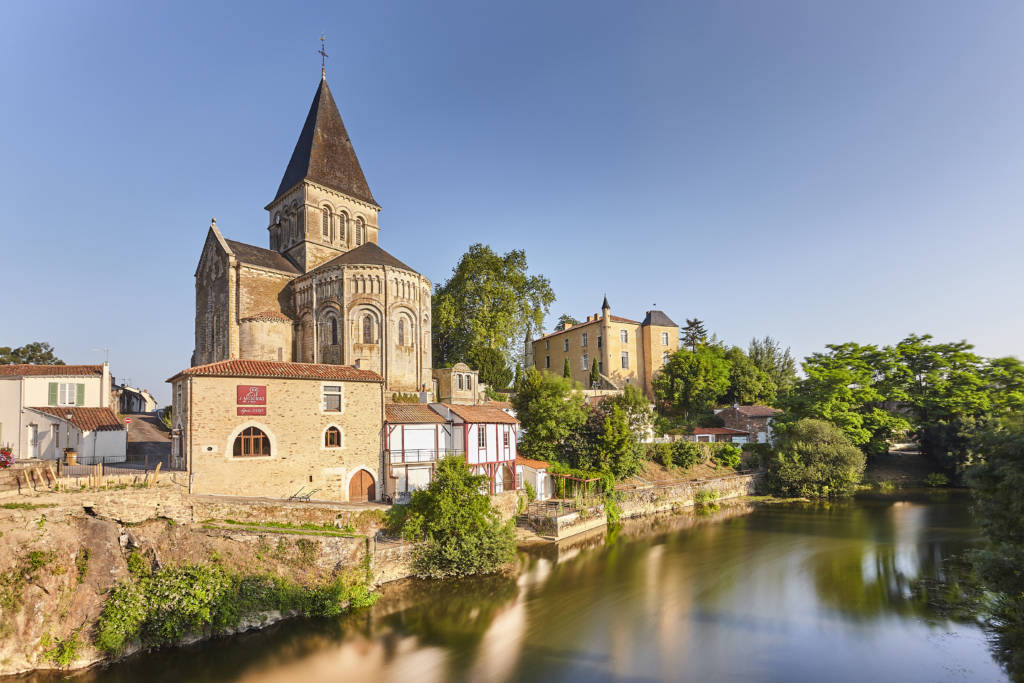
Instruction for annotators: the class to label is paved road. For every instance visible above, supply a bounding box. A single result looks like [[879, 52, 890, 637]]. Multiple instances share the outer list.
[[124, 412, 171, 465]]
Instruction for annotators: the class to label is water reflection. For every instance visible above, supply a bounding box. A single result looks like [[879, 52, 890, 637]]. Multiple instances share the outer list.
[[25, 493, 1006, 683]]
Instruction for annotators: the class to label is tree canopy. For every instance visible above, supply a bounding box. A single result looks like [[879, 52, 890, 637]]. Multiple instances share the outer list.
[[432, 244, 555, 368], [653, 344, 731, 423], [681, 319, 707, 351], [748, 336, 797, 397], [766, 418, 866, 498], [512, 368, 587, 463], [0, 342, 63, 365], [469, 346, 513, 392], [554, 314, 581, 332]]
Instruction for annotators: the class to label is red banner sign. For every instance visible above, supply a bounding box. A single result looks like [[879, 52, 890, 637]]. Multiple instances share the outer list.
[[236, 385, 267, 405], [237, 406, 267, 416]]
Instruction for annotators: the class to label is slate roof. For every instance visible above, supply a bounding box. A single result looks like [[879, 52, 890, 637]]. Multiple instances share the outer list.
[[167, 359, 382, 383], [225, 240, 300, 274], [385, 403, 447, 424], [0, 364, 103, 377], [274, 78, 378, 207], [443, 403, 520, 425], [308, 242, 420, 275], [642, 310, 677, 327], [30, 407, 124, 432]]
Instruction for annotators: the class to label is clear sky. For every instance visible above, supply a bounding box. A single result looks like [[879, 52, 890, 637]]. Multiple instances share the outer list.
[[3, 1, 1022, 403]]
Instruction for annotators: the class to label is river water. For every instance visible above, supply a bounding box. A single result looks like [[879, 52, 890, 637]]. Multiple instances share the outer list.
[[58, 492, 1008, 682]]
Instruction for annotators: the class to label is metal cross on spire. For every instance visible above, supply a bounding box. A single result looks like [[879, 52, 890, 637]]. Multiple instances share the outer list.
[[318, 33, 328, 78]]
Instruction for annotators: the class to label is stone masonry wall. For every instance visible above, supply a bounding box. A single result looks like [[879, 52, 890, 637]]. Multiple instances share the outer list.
[[616, 473, 762, 519]]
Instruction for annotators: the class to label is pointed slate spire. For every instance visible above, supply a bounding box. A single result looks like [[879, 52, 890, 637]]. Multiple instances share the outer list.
[[602, 295, 610, 311], [274, 78, 378, 207]]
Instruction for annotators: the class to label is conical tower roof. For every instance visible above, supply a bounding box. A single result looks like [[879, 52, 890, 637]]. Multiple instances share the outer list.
[[274, 78, 378, 207]]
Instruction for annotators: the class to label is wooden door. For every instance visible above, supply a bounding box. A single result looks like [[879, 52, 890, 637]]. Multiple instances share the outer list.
[[349, 470, 375, 502]]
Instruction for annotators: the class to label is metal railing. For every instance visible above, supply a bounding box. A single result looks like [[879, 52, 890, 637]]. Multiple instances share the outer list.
[[386, 448, 465, 464], [57, 453, 184, 478]]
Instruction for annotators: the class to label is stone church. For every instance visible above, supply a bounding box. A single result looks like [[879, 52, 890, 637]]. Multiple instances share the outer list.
[[192, 76, 432, 394]]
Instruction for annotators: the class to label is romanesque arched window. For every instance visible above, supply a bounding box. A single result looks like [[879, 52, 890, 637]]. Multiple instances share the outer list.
[[233, 427, 270, 457], [338, 212, 347, 242], [363, 315, 373, 344], [398, 318, 406, 346], [322, 208, 331, 239], [297, 208, 305, 239], [330, 317, 339, 345], [457, 374, 464, 390], [356, 217, 364, 245], [325, 426, 342, 448]]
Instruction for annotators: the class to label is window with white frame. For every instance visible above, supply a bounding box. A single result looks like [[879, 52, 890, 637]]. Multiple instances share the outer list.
[[322, 385, 343, 412], [581, 354, 588, 370], [661, 332, 669, 345], [581, 333, 588, 347], [563, 338, 569, 352], [621, 351, 629, 369], [477, 427, 487, 448], [58, 383, 77, 406], [503, 431, 510, 448], [620, 330, 628, 343]]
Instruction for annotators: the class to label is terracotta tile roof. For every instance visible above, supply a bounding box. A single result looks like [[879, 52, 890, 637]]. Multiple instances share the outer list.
[[240, 310, 293, 323], [225, 240, 300, 274], [0, 364, 103, 377], [486, 401, 514, 410], [533, 314, 642, 342], [692, 427, 749, 435], [516, 456, 549, 470], [31, 407, 124, 432], [167, 359, 382, 383], [442, 403, 520, 424], [610, 315, 641, 324], [734, 405, 781, 417], [386, 403, 446, 424]]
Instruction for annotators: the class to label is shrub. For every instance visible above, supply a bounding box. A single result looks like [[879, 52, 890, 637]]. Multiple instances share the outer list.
[[694, 488, 719, 506], [765, 418, 866, 498], [924, 472, 950, 487], [710, 443, 742, 469], [392, 457, 515, 579], [671, 441, 702, 469], [648, 443, 674, 469], [524, 481, 536, 502]]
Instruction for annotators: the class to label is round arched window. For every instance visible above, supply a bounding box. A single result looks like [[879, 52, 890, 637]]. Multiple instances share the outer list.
[[325, 426, 342, 448], [233, 427, 270, 457]]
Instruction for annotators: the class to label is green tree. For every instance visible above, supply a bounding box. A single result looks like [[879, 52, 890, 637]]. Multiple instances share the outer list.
[[603, 384, 654, 436], [563, 357, 571, 380], [766, 418, 866, 498], [554, 314, 581, 332], [589, 357, 600, 388], [723, 346, 776, 406], [781, 342, 909, 456], [559, 403, 643, 480], [389, 457, 515, 578], [681, 319, 707, 351], [0, 342, 64, 365], [653, 344, 731, 423], [512, 368, 587, 462], [748, 336, 797, 397], [432, 244, 555, 368], [469, 347, 513, 391]]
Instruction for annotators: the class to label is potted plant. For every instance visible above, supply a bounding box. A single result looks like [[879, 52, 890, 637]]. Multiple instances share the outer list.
[[0, 446, 13, 469], [64, 447, 78, 466]]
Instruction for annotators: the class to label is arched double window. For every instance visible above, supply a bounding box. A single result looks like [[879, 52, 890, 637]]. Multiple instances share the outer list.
[[355, 217, 364, 245], [325, 426, 342, 448], [398, 318, 406, 346], [233, 427, 270, 457], [362, 315, 373, 344], [466, 375, 472, 391], [457, 374, 464, 390]]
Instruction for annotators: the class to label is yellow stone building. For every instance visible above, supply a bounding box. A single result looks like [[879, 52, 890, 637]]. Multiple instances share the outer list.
[[528, 298, 678, 399]]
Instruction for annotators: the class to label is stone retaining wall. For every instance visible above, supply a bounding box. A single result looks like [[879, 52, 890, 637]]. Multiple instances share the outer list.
[[616, 473, 762, 519]]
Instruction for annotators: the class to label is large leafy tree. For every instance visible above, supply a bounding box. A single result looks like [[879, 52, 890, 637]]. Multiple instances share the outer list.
[[781, 342, 909, 456], [723, 346, 776, 406], [653, 344, 731, 423], [391, 456, 515, 579], [766, 418, 866, 498], [469, 347, 513, 392], [559, 403, 644, 480], [432, 244, 555, 368], [603, 384, 654, 437], [0, 342, 63, 365], [512, 368, 587, 462], [748, 336, 797, 397]]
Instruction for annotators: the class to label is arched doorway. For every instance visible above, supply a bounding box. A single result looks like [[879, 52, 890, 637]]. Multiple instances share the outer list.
[[349, 470, 375, 502]]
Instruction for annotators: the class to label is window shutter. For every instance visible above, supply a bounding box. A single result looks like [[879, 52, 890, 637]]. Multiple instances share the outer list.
[[76, 384, 85, 406], [48, 383, 58, 406]]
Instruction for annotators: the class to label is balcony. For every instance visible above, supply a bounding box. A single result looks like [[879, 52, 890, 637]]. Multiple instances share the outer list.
[[386, 449, 465, 465]]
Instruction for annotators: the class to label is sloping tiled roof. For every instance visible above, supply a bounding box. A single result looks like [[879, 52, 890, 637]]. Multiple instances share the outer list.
[[486, 401, 514, 411], [240, 310, 293, 323], [386, 403, 446, 424], [308, 242, 419, 275], [533, 314, 642, 342], [168, 360, 382, 383], [0, 364, 103, 377], [443, 403, 519, 425], [516, 456, 549, 470], [31, 407, 124, 432], [274, 78, 378, 207], [692, 427, 749, 435], [642, 310, 677, 327], [225, 240, 300, 274], [735, 405, 781, 417]]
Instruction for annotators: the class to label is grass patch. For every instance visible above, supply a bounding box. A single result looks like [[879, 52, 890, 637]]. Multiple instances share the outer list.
[[207, 519, 360, 538], [39, 630, 81, 668], [0, 502, 57, 510], [75, 549, 90, 583], [1, 550, 56, 611]]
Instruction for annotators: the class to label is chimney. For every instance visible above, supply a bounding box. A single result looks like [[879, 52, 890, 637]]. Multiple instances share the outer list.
[[101, 362, 111, 409]]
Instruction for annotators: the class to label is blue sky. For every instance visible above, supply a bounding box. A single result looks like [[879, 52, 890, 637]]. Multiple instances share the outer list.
[[3, 1, 1022, 403]]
